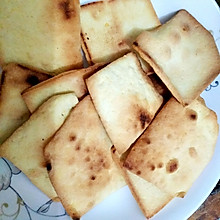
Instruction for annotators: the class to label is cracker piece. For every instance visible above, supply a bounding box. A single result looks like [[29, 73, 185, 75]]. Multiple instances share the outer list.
[[111, 146, 173, 219], [0, 0, 82, 74], [44, 96, 125, 218], [86, 52, 163, 155], [124, 97, 219, 197], [0, 63, 49, 144], [133, 10, 220, 105], [0, 93, 78, 199], [81, 0, 160, 64], [22, 63, 105, 113]]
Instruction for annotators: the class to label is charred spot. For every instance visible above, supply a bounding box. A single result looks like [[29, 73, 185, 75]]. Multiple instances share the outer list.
[[139, 112, 151, 129], [143, 137, 151, 144], [189, 147, 197, 158], [186, 109, 197, 121], [148, 164, 155, 171], [46, 163, 52, 171], [133, 41, 139, 46], [118, 41, 126, 47], [157, 162, 163, 168], [124, 161, 133, 171], [75, 145, 81, 151], [69, 135, 76, 141], [41, 138, 45, 141], [59, 0, 75, 20], [190, 113, 197, 120], [26, 75, 40, 86], [166, 159, 178, 173], [86, 37, 90, 40], [136, 170, 141, 175], [182, 23, 190, 32], [85, 156, 90, 162], [142, 148, 148, 155], [85, 147, 90, 153], [90, 175, 96, 181], [112, 148, 116, 154]]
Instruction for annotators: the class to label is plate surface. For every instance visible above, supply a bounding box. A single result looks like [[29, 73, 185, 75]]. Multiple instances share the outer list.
[[0, 0, 220, 219]]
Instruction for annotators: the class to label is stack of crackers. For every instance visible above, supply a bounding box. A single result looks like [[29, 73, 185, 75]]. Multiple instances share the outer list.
[[0, 0, 219, 219]]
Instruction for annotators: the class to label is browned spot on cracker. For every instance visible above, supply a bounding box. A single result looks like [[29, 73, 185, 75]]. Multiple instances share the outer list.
[[142, 148, 148, 154], [186, 109, 198, 120], [171, 32, 181, 44], [136, 170, 141, 175], [157, 162, 164, 168], [85, 147, 90, 152], [124, 161, 133, 171], [118, 40, 126, 47], [90, 175, 96, 180], [75, 145, 81, 151], [148, 163, 155, 171], [139, 112, 151, 129], [166, 158, 178, 173], [189, 147, 197, 158], [182, 23, 190, 32], [69, 135, 76, 141], [85, 156, 90, 162], [59, 0, 75, 20], [143, 137, 151, 144]]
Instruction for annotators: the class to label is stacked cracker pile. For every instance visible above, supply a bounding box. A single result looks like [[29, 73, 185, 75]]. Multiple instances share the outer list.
[[0, 0, 219, 219]]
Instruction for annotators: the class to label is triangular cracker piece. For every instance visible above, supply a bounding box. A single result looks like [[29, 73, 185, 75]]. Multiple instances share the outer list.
[[133, 10, 220, 105], [0, 0, 82, 74], [124, 97, 219, 197], [22, 63, 105, 113], [0, 93, 78, 199], [44, 96, 125, 218], [0, 63, 49, 144], [111, 146, 173, 219], [81, 0, 160, 64], [86, 52, 163, 154]]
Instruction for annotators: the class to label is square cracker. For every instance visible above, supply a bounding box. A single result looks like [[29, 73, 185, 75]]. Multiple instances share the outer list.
[[124, 97, 219, 197], [0, 93, 78, 199], [133, 10, 220, 105], [81, 0, 160, 64], [0, 0, 82, 74], [22, 63, 105, 113], [44, 96, 125, 218], [86, 52, 163, 155], [111, 146, 173, 219], [0, 63, 49, 144]]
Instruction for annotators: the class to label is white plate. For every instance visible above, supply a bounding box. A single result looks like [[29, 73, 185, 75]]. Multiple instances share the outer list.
[[0, 0, 219, 219]]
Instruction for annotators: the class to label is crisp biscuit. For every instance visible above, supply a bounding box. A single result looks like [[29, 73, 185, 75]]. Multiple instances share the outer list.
[[133, 10, 220, 105], [44, 96, 125, 218], [0, 63, 49, 144], [0, 0, 82, 74], [0, 93, 78, 199], [87, 52, 163, 155], [124, 97, 219, 196]]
